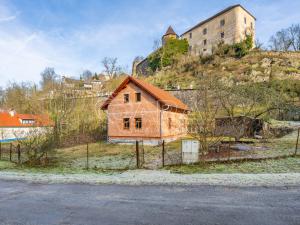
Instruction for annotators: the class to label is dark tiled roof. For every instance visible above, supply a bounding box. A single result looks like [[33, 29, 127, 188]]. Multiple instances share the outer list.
[[163, 26, 177, 36], [181, 4, 256, 36]]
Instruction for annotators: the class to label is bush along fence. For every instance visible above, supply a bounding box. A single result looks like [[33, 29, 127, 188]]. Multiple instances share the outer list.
[[0, 128, 299, 170]]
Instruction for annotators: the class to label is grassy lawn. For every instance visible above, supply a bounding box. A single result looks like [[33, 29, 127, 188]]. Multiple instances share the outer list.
[[0, 128, 298, 174], [166, 156, 300, 174]]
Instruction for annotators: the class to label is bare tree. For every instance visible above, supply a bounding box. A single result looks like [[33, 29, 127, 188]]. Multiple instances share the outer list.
[[153, 38, 162, 51], [0, 87, 4, 107], [269, 24, 300, 51], [15, 128, 55, 166], [255, 39, 264, 50], [188, 74, 223, 159], [40, 67, 59, 90], [288, 24, 300, 51], [81, 70, 93, 81], [101, 57, 121, 79]]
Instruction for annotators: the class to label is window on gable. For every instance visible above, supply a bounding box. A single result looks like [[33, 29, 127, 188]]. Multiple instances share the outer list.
[[135, 92, 141, 102], [244, 17, 247, 24], [220, 19, 225, 27], [123, 118, 130, 129], [124, 94, 129, 103], [22, 119, 35, 124], [251, 22, 253, 29], [168, 118, 172, 129], [203, 39, 207, 45], [203, 28, 207, 35], [189, 32, 192, 39], [135, 118, 142, 129]]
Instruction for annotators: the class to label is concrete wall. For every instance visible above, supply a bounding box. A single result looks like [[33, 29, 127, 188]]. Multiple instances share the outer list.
[[0, 127, 49, 142], [181, 6, 255, 55]]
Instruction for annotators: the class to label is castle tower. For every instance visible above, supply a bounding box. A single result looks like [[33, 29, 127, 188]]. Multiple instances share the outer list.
[[162, 26, 178, 45]]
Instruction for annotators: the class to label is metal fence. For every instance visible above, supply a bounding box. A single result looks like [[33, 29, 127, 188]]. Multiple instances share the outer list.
[[0, 142, 23, 164], [1, 128, 299, 170]]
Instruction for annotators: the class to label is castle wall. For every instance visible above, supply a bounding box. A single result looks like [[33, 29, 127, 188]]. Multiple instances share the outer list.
[[181, 6, 255, 55]]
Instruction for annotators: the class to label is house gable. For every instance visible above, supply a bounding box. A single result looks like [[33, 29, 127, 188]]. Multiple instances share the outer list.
[[101, 76, 189, 111]]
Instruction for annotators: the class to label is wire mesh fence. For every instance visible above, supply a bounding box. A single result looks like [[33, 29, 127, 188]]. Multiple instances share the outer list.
[[0, 128, 299, 170]]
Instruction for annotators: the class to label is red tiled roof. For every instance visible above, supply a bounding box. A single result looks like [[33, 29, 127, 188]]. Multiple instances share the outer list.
[[101, 76, 189, 111], [0, 112, 53, 127]]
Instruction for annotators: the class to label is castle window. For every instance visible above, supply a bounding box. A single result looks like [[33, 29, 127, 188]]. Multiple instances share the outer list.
[[203, 28, 207, 35], [189, 32, 192, 39], [135, 118, 142, 129], [203, 49, 207, 52], [251, 22, 253, 29], [244, 17, 247, 24], [123, 118, 130, 129], [221, 32, 225, 39], [135, 92, 141, 102], [203, 39, 207, 45], [220, 19, 225, 27], [124, 94, 129, 103]]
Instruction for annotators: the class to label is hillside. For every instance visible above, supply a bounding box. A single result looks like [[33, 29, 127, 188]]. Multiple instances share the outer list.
[[144, 51, 300, 89]]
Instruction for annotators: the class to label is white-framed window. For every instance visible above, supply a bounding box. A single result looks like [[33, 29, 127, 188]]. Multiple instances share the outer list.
[[123, 118, 130, 129], [135, 118, 142, 129]]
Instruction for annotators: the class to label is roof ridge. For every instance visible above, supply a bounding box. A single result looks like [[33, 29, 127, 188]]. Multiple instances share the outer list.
[[181, 4, 256, 36]]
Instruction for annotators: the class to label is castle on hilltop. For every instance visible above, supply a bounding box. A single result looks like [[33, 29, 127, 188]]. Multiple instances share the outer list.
[[133, 4, 256, 76]]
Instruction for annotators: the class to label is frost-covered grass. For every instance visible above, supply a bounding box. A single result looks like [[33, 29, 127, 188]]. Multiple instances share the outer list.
[[0, 126, 299, 175], [166, 156, 300, 174]]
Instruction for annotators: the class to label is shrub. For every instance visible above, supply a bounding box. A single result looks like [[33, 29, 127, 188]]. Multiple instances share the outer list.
[[215, 35, 254, 58], [148, 39, 189, 72]]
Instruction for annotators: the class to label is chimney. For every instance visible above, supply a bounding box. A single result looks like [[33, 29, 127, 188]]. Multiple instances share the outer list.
[[9, 109, 16, 117]]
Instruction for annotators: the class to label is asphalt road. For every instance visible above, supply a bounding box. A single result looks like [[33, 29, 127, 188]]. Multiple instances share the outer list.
[[0, 180, 299, 225]]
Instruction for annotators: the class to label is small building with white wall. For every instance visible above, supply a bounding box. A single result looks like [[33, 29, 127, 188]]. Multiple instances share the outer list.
[[0, 110, 53, 142]]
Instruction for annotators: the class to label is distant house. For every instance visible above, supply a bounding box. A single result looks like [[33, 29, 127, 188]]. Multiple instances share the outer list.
[[101, 76, 189, 145], [0, 110, 53, 142]]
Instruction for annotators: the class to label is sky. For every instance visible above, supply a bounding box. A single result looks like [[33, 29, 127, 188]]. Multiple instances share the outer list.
[[0, 0, 300, 86]]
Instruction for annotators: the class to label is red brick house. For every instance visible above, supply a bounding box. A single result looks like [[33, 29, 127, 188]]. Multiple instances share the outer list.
[[101, 76, 189, 144]]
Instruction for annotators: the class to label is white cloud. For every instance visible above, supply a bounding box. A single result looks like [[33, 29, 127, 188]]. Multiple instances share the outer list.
[[0, 14, 16, 22]]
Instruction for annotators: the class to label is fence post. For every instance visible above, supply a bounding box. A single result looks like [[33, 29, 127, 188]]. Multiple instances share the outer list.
[[86, 143, 89, 170], [17, 144, 21, 165], [162, 140, 165, 167], [136, 141, 139, 168], [9, 143, 12, 162], [228, 142, 231, 161], [295, 128, 300, 156]]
